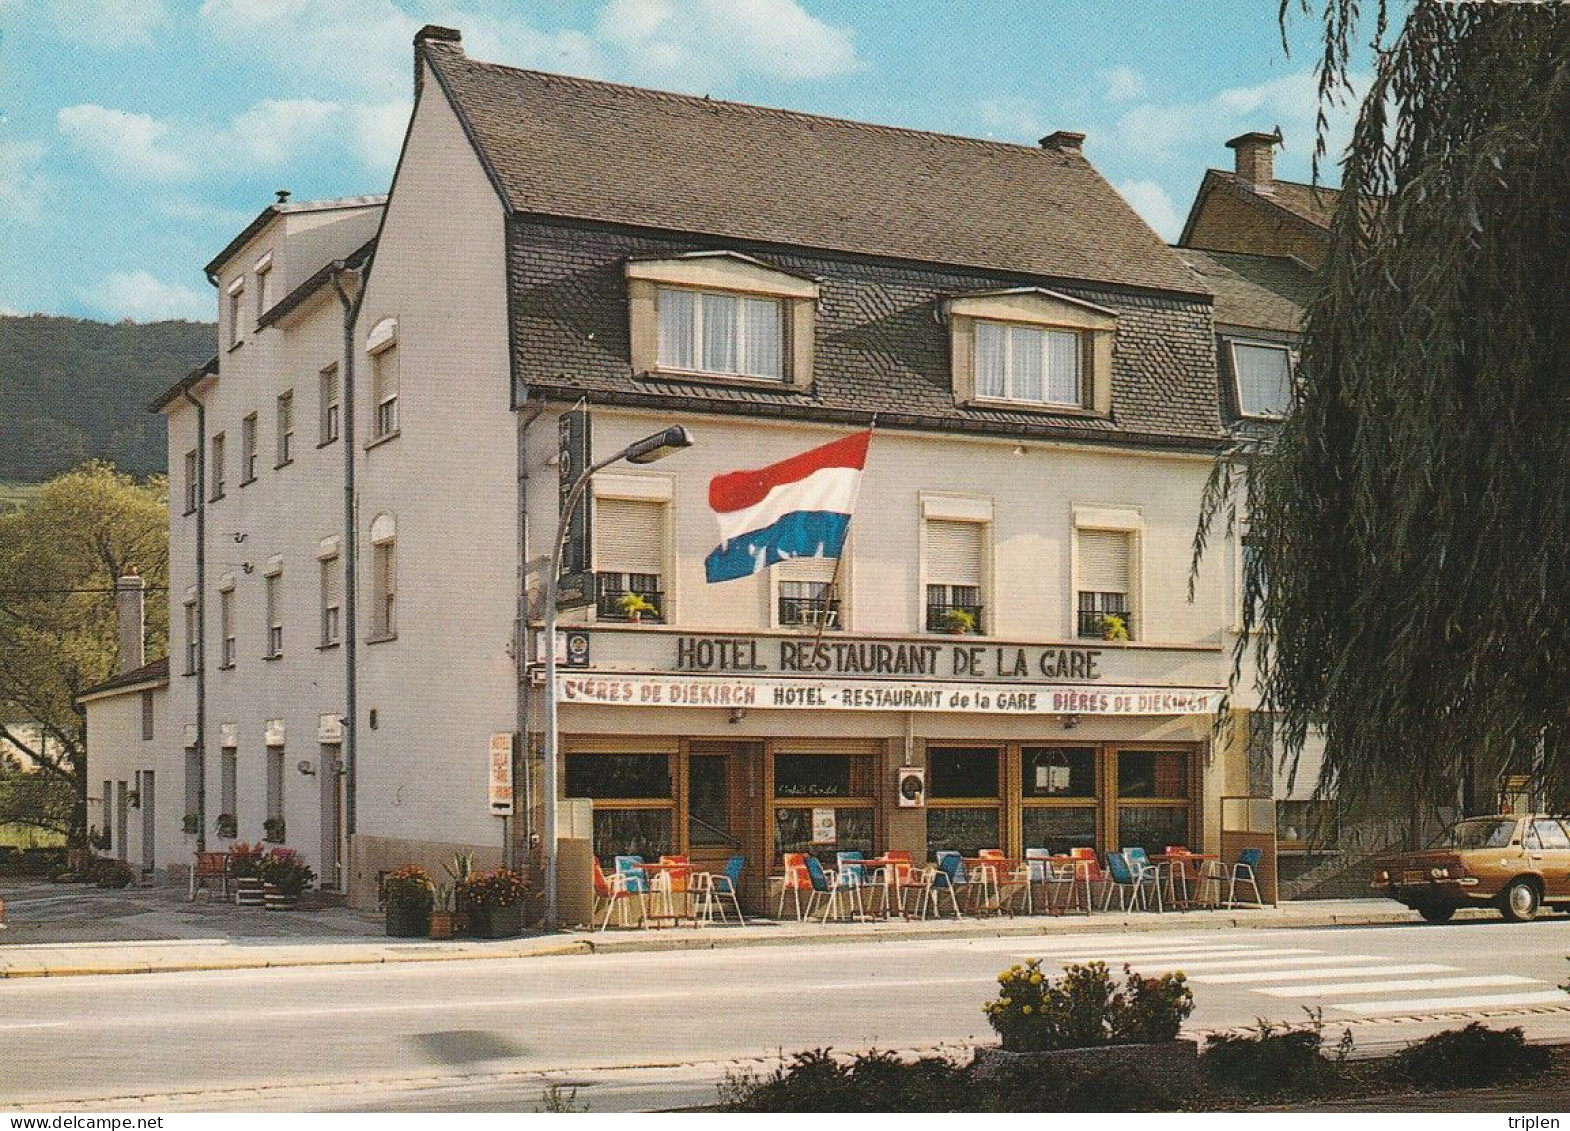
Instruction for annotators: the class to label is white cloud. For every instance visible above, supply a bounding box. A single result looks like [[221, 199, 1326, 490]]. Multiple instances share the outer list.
[[83, 270, 213, 322], [596, 0, 860, 84], [972, 95, 1044, 141], [1099, 65, 1146, 104], [57, 104, 192, 181], [1118, 178, 1183, 242], [225, 99, 341, 165], [52, 0, 168, 49], [346, 100, 412, 172], [0, 139, 49, 220]]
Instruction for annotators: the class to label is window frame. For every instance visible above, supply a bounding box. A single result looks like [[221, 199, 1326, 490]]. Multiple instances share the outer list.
[[948, 288, 1116, 416], [226, 276, 246, 350], [972, 319, 1084, 408], [1228, 338, 1295, 421], [655, 286, 786, 382], [183, 450, 199, 515], [209, 432, 226, 501], [275, 390, 294, 467], [240, 413, 258, 485], [1072, 508, 1143, 643], [263, 564, 283, 659], [319, 363, 341, 446], [368, 514, 396, 641], [218, 583, 236, 670]]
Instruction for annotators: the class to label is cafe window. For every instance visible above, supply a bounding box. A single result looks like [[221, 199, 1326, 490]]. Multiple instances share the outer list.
[[1019, 746, 1097, 855], [927, 746, 1002, 857], [772, 749, 875, 869], [566, 752, 675, 861], [1115, 748, 1192, 851]]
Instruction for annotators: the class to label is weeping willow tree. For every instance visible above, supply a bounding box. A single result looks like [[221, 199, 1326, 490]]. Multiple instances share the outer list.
[[1199, 2, 1570, 843]]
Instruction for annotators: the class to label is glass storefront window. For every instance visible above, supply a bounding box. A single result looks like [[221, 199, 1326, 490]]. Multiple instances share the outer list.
[[929, 747, 1000, 798], [1021, 806, 1097, 854], [1117, 750, 1188, 799], [1021, 747, 1096, 798], [1116, 806, 1190, 852], [566, 753, 671, 799], [926, 807, 1001, 857], [591, 808, 673, 860], [774, 806, 873, 868], [775, 754, 854, 798]]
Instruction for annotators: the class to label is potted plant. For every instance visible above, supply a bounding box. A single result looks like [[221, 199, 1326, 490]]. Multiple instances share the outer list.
[[384, 865, 435, 937], [88, 826, 110, 852], [942, 608, 977, 635], [1098, 613, 1130, 643], [429, 883, 456, 940], [181, 812, 200, 836], [262, 816, 286, 844], [260, 849, 315, 910], [229, 841, 268, 905], [460, 868, 530, 938], [616, 592, 657, 623], [444, 852, 475, 935], [95, 859, 136, 889], [215, 812, 238, 840], [125, 789, 141, 809]]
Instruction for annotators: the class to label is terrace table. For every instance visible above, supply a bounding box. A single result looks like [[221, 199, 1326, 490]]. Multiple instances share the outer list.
[[1151, 853, 1220, 909], [1046, 856, 1100, 914], [962, 858, 1028, 916], [635, 861, 697, 927]]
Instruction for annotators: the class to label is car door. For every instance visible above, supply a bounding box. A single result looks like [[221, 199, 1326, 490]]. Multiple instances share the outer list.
[[1530, 818, 1570, 901]]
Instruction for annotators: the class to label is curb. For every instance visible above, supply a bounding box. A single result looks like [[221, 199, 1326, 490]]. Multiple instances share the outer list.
[[0, 904, 1425, 979]]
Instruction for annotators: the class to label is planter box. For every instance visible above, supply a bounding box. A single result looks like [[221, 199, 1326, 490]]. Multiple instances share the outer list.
[[971, 1039, 1198, 1090], [470, 903, 524, 939], [262, 884, 299, 911], [234, 877, 266, 906], [385, 904, 431, 938], [429, 911, 455, 940]]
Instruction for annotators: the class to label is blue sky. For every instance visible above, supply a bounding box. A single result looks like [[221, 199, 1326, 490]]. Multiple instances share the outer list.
[[0, 1, 1366, 323]]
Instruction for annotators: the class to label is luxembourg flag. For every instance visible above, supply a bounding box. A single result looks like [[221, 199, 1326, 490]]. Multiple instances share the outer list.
[[705, 429, 873, 583]]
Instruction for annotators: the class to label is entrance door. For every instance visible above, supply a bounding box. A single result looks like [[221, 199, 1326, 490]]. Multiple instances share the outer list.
[[319, 745, 346, 893], [685, 743, 763, 909]]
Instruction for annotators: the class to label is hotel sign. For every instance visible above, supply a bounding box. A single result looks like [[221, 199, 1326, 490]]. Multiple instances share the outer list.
[[675, 636, 1106, 682], [557, 673, 1220, 716]]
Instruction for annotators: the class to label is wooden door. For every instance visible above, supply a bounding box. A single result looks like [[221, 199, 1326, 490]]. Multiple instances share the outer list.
[[685, 742, 764, 909]]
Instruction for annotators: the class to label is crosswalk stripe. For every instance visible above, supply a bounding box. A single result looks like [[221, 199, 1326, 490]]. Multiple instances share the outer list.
[[1337, 989, 1568, 1015], [1115, 953, 1386, 974], [1188, 963, 1457, 985], [1260, 975, 1541, 998], [1037, 947, 1324, 965]]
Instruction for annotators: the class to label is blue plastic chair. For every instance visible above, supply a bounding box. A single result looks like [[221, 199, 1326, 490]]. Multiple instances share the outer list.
[[836, 850, 867, 885], [919, 852, 965, 918], [805, 854, 862, 921], [614, 855, 649, 895], [696, 854, 746, 925], [1227, 847, 1264, 908], [1103, 851, 1162, 912], [1124, 846, 1170, 906]]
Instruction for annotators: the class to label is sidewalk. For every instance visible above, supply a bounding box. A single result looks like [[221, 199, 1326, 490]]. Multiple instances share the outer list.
[[0, 876, 1427, 979]]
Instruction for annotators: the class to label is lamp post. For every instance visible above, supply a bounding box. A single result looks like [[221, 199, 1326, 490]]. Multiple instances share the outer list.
[[542, 424, 694, 930]]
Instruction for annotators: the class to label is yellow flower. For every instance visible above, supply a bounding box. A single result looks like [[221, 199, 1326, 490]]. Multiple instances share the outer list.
[[1030, 973, 1042, 984], [1022, 1005, 1033, 1015], [1001, 997, 1011, 1006]]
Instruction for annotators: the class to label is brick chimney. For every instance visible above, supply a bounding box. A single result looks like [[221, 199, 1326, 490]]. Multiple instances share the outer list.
[[414, 25, 462, 99], [1227, 130, 1281, 191], [114, 570, 145, 675], [1039, 130, 1086, 154]]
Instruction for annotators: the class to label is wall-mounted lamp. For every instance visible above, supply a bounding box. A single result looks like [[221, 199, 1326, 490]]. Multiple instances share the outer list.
[[1061, 714, 1080, 730], [296, 759, 316, 776], [728, 706, 747, 725]]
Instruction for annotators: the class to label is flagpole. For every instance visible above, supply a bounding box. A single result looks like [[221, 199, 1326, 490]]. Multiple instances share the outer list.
[[810, 417, 876, 651]]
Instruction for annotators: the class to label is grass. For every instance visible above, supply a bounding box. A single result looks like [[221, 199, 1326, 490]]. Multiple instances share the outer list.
[[0, 823, 64, 848], [0, 480, 41, 512]]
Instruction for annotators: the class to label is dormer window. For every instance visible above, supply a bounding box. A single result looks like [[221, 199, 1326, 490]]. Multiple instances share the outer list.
[[627, 252, 817, 390], [948, 288, 1116, 415], [1229, 340, 1294, 419]]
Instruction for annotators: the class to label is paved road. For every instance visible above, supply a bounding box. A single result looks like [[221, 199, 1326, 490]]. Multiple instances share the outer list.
[[6, 917, 1570, 1111]]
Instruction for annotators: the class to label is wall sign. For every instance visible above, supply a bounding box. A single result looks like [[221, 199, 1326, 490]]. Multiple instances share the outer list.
[[489, 732, 515, 816], [811, 807, 837, 845], [557, 673, 1221, 716], [674, 635, 1105, 682], [556, 407, 594, 612]]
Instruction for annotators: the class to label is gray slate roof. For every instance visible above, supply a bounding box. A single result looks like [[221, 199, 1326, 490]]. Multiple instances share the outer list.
[[423, 38, 1205, 298], [1173, 248, 1317, 333]]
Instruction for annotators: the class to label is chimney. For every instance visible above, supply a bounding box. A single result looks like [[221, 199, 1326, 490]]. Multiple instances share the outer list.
[[1227, 130, 1281, 191], [114, 570, 145, 675], [1039, 130, 1086, 154], [413, 25, 462, 100]]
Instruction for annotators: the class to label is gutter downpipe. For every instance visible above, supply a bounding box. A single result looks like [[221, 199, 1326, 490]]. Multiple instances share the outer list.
[[514, 393, 545, 873], [179, 385, 207, 854], [332, 264, 366, 858]]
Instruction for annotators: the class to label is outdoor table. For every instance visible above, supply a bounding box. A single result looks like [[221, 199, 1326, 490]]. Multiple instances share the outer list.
[[636, 861, 697, 927], [961, 858, 1027, 915], [854, 856, 915, 918], [1047, 856, 1099, 914], [1151, 853, 1220, 908]]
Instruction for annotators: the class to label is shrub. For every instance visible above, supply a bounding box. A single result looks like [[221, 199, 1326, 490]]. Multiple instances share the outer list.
[[459, 868, 529, 909], [228, 841, 268, 880], [0, 847, 66, 876], [261, 850, 316, 896], [383, 865, 435, 912], [984, 960, 1193, 1052], [94, 859, 135, 888], [1387, 1023, 1552, 1087], [725, 1049, 971, 1112], [1202, 1020, 1339, 1096]]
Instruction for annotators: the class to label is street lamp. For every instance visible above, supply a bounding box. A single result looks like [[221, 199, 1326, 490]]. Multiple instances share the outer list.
[[542, 424, 694, 930]]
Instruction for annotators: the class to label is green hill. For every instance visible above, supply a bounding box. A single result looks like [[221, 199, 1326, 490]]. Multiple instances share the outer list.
[[0, 314, 215, 481]]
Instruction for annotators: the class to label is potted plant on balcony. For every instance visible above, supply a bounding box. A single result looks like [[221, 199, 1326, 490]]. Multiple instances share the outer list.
[[261, 849, 315, 910], [1097, 613, 1130, 643], [262, 816, 286, 844], [941, 608, 977, 635], [460, 868, 529, 938], [230, 841, 268, 905], [616, 592, 657, 623], [384, 865, 436, 937], [429, 883, 456, 940], [215, 812, 238, 840], [181, 812, 200, 837]]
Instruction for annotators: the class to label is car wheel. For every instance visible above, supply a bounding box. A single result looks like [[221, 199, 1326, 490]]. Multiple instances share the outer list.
[[1417, 903, 1455, 924], [1500, 878, 1541, 922]]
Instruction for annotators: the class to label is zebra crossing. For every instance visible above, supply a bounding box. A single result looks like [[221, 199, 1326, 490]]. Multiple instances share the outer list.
[[980, 932, 1569, 1019]]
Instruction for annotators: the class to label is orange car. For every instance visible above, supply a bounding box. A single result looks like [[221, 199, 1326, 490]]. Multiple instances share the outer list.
[[1372, 814, 1570, 923]]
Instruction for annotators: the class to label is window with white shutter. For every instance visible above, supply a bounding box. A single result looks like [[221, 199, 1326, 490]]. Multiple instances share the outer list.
[[595, 497, 666, 622], [1077, 529, 1133, 640], [924, 519, 985, 633]]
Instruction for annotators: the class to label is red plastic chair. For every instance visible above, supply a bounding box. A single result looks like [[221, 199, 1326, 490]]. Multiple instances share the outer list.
[[593, 858, 643, 930], [776, 852, 814, 920], [189, 851, 231, 902]]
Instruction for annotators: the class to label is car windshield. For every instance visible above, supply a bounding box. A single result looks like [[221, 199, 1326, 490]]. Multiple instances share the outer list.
[[1436, 818, 1518, 850]]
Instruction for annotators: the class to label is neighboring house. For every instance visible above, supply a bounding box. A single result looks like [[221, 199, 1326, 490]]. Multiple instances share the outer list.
[[121, 25, 1297, 913], [1179, 131, 1339, 270]]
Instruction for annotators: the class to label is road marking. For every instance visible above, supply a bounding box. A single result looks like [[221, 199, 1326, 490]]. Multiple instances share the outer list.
[[1187, 963, 1457, 985], [1260, 974, 1541, 998], [1337, 989, 1569, 1015], [1110, 953, 1387, 973]]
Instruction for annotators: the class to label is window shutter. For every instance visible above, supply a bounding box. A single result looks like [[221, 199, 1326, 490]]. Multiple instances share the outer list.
[[776, 555, 837, 583], [1078, 530, 1129, 592], [596, 498, 664, 574], [925, 520, 983, 586]]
